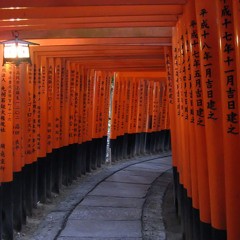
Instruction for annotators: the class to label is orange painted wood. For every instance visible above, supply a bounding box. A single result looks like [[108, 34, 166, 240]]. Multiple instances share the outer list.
[[216, 0, 239, 235], [110, 73, 118, 139], [24, 63, 34, 164], [164, 46, 178, 166], [62, 61, 70, 147], [184, 0, 200, 210], [0, 15, 178, 28], [0, 0, 186, 8], [13, 65, 23, 172], [0, 64, 14, 182], [53, 58, 61, 149], [47, 57, 54, 153], [38, 56, 47, 158], [26, 38, 171, 46], [195, 0, 225, 226], [0, 6, 183, 20], [87, 69, 95, 142]]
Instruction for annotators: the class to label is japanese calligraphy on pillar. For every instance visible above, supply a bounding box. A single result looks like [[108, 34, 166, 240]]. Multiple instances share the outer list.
[[125, 78, 131, 134], [69, 63, 75, 144], [173, 37, 181, 117], [13, 65, 22, 171], [53, 58, 61, 149], [161, 84, 167, 128], [120, 78, 126, 135], [165, 51, 174, 105], [199, 8, 217, 121], [180, 29, 189, 121], [74, 64, 80, 142], [110, 74, 118, 139], [142, 80, 148, 133], [219, 0, 239, 134], [63, 61, 70, 147], [35, 57, 41, 153], [99, 72, 106, 138], [87, 69, 94, 142], [0, 64, 14, 181], [148, 81, 153, 132], [137, 79, 144, 133], [82, 70, 87, 142], [128, 78, 135, 134], [189, 19, 205, 127], [78, 66, 83, 144], [133, 79, 139, 133], [47, 58, 54, 152], [184, 28, 195, 124], [25, 64, 34, 164], [39, 57, 47, 157], [60, 62, 65, 146], [152, 81, 159, 132]]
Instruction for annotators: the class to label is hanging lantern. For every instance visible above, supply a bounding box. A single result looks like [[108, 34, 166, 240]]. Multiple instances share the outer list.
[[1, 31, 39, 65]]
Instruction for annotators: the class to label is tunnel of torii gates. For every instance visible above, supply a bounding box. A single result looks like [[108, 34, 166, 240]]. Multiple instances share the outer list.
[[0, 0, 239, 240]]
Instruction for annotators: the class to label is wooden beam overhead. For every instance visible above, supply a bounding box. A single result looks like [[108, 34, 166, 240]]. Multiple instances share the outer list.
[[0, 0, 186, 71], [32, 45, 165, 52], [0, 27, 172, 40], [0, 21, 176, 31], [0, 15, 178, 25], [0, 0, 187, 8], [0, 5, 183, 20], [27, 38, 172, 46]]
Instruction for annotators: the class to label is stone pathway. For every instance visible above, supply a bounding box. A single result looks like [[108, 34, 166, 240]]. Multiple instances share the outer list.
[[30, 154, 172, 240]]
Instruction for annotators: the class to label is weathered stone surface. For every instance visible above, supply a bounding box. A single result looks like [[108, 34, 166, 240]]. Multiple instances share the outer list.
[[58, 237, 142, 240], [142, 170, 173, 240], [69, 206, 142, 220], [80, 196, 145, 208], [60, 220, 142, 238], [106, 171, 157, 184], [88, 181, 150, 198], [28, 153, 173, 240]]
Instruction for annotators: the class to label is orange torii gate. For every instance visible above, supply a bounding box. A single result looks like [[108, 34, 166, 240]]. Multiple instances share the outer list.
[[165, 1, 240, 240]]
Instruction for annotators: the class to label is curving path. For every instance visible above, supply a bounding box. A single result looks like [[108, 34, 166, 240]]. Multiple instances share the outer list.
[[30, 154, 172, 240]]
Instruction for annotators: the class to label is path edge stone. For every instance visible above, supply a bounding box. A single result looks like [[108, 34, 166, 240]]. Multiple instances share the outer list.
[[142, 168, 173, 240]]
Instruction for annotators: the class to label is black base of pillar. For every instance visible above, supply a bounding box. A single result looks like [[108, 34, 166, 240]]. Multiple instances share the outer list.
[[173, 168, 227, 240], [2, 182, 13, 240], [110, 139, 117, 162], [91, 139, 98, 170], [126, 134, 133, 158], [13, 172, 23, 232], [101, 136, 107, 164], [122, 133, 128, 159], [211, 228, 227, 240], [37, 156, 47, 203], [46, 152, 53, 200], [52, 148, 63, 194], [96, 138, 102, 168]]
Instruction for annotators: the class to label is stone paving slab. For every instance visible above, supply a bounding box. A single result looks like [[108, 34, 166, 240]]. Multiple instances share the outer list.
[[131, 162, 170, 169], [69, 206, 142, 221], [106, 171, 157, 184], [126, 165, 169, 173], [60, 220, 142, 238], [121, 168, 160, 177], [80, 196, 145, 208], [58, 237, 142, 240], [88, 181, 150, 198]]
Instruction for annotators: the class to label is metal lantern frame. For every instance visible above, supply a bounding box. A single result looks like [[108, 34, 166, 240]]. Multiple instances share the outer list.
[[1, 32, 39, 66]]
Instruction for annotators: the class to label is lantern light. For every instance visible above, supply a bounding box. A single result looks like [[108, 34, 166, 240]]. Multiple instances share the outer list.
[[1, 31, 39, 65]]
